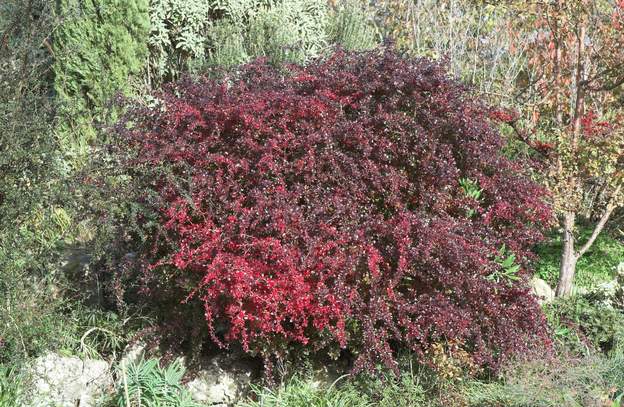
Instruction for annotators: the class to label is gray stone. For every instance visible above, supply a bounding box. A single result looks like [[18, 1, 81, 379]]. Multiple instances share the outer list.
[[119, 341, 147, 369], [582, 262, 624, 307], [185, 354, 256, 406], [530, 277, 555, 304], [23, 353, 113, 407]]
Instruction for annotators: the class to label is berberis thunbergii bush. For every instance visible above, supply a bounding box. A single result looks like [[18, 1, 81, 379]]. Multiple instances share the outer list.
[[114, 48, 553, 374]]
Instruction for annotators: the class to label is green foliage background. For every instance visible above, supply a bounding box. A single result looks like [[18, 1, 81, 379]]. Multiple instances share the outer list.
[[0, 0, 69, 365], [147, 0, 378, 84], [2, 0, 624, 405], [53, 0, 149, 164], [1, 0, 147, 369]]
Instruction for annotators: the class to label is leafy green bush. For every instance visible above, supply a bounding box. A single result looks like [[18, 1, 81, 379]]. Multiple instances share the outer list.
[[147, 0, 378, 83], [535, 229, 624, 289], [327, 1, 378, 51], [112, 357, 200, 407], [544, 296, 624, 355], [0, 0, 71, 366], [147, 0, 213, 83], [584, 262, 624, 309], [53, 0, 149, 164]]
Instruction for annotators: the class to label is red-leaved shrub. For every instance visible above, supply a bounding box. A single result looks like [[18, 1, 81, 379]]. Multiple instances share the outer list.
[[116, 48, 553, 373]]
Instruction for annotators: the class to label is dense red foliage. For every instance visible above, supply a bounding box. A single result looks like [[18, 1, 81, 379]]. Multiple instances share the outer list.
[[118, 49, 552, 372]]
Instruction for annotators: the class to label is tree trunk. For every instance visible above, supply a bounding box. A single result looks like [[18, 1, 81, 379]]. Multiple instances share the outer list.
[[556, 211, 577, 297]]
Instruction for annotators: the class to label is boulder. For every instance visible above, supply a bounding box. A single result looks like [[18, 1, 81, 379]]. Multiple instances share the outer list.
[[530, 277, 555, 304], [185, 354, 258, 406], [583, 262, 624, 307], [119, 341, 147, 369], [23, 353, 113, 407]]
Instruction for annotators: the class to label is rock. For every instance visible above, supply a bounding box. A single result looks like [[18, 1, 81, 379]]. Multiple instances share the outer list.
[[309, 364, 344, 391], [186, 354, 258, 406], [584, 269, 624, 308], [23, 353, 113, 407], [530, 277, 555, 304], [119, 341, 147, 369]]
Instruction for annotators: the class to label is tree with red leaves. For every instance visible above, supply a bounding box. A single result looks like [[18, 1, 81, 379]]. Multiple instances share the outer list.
[[115, 48, 552, 374], [498, 0, 624, 297]]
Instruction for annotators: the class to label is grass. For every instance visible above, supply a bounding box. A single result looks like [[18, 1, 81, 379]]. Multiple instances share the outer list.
[[0, 367, 22, 407], [462, 350, 623, 407], [240, 375, 371, 407], [535, 229, 624, 288], [240, 368, 431, 407], [239, 346, 624, 407]]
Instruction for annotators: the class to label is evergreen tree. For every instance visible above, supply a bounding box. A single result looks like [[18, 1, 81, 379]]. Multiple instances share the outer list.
[[53, 0, 149, 164]]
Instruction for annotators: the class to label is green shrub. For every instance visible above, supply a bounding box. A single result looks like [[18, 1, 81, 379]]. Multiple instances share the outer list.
[[544, 296, 624, 355], [327, 1, 378, 51], [53, 0, 149, 164], [582, 262, 624, 309], [0, 0, 63, 274], [147, 0, 213, 83], [244, 0, 329, 66], [147, 0, 378, 83], [0, 0, 71, 366]]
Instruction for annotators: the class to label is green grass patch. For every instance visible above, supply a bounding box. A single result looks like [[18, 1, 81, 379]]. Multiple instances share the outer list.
[[535, 229, 624, 289]]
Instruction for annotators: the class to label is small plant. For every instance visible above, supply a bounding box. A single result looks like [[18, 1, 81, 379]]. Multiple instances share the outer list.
[[459, 178, 482, 218], [487, 245, 521, 285], [426, 340, 479, 381], [114, 357, 199, 407], [148, 0, 378, 83], [0, 367, 22, 407], [78, 316, 125, 360]]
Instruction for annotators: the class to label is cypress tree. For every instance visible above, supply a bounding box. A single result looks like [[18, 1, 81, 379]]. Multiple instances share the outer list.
[[53, 0, 149, 164]]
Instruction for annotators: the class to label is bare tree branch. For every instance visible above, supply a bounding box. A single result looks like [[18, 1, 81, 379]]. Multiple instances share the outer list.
[[576, 184, 622, 258]]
